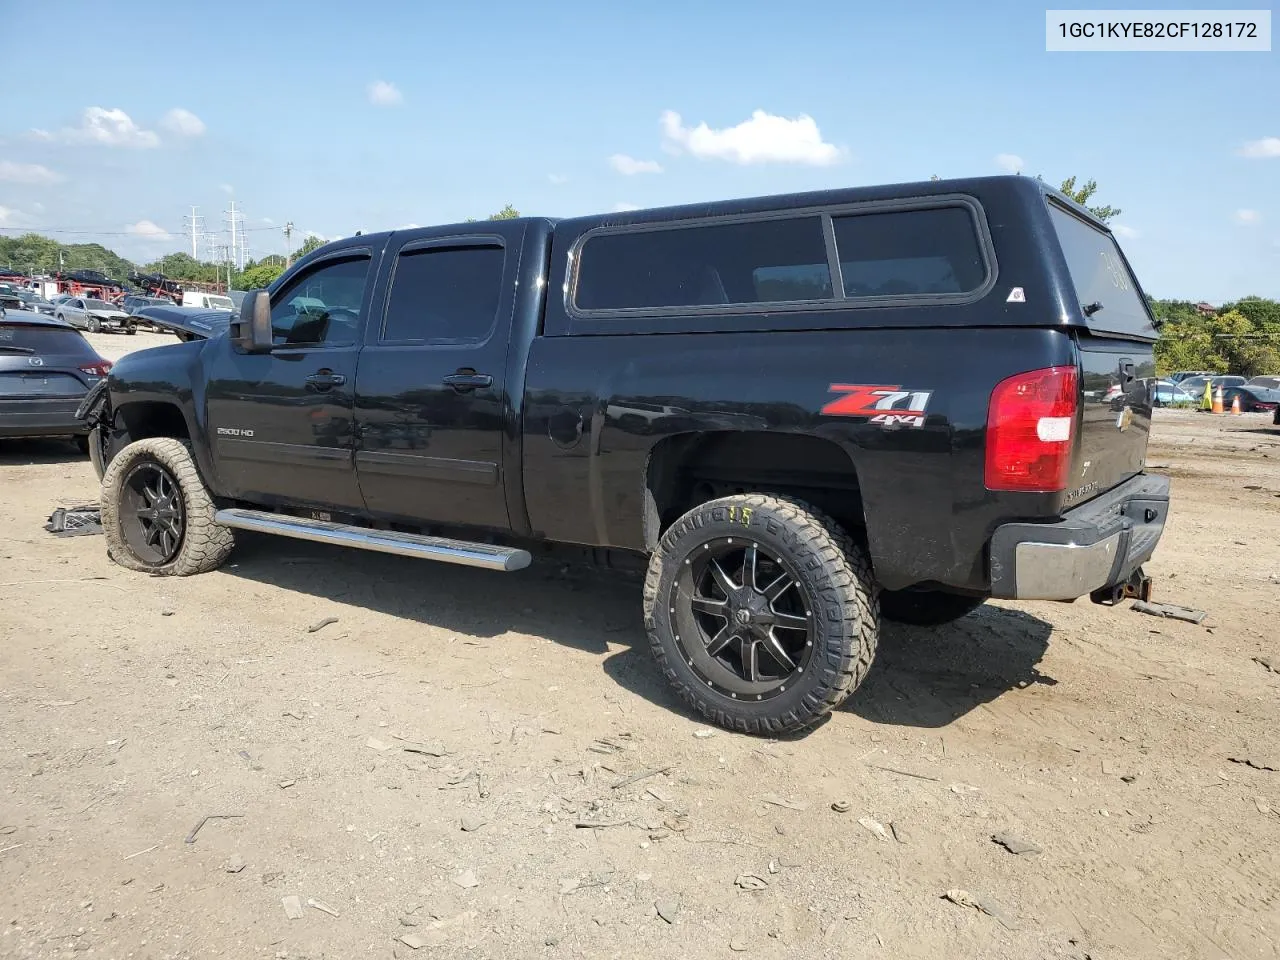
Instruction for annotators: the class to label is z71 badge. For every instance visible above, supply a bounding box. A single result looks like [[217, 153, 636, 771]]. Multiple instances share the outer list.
[[821, 383, 934, 428]]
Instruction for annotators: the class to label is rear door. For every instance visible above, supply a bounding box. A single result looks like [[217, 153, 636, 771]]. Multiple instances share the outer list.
[[1048, 203, 1157, 505], [353, 226, 519, 530]]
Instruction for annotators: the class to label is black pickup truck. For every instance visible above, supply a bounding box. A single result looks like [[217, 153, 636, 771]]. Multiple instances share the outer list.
[[78, 175, 1169, 734]]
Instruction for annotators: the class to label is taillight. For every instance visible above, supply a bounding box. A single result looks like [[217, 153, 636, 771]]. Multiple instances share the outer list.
[[985, 365, 1079, 493], [79, 361, 113, 377]]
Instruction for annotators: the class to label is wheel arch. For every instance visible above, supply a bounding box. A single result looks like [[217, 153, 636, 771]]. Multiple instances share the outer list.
[[642, 430, 868, 553]]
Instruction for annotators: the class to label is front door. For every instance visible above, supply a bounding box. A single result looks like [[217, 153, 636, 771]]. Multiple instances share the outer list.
[[206, 249, 373, 511], [354, 230, 517, 530]]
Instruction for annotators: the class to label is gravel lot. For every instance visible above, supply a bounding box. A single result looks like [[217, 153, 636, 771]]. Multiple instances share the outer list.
[[1, 331, 1277, 959]]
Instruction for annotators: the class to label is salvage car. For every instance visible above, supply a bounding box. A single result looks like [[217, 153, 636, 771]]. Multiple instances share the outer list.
[[1220, 384, 1280, 413], [55, 296, 136, 335], [1, 311, 112, 449], [79, 175, 1169, 733]]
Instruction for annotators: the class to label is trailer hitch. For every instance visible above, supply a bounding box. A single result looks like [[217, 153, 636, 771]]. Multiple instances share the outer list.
[[1090, 567, 1152, 606]]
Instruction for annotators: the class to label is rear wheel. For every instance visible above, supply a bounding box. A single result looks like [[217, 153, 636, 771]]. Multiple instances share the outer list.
[[643, 494, 878, 735], [880, 590, 985, 626], [101, 437, 234, 576]]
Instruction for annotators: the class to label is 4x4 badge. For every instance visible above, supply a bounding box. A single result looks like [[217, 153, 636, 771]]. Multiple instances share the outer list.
[[822, 384, 933, 428]]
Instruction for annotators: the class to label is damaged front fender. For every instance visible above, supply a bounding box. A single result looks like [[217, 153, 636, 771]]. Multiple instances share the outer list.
[[75, 380, 111, 481]]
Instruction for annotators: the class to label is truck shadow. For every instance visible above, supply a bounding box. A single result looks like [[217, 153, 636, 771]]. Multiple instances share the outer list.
[[223, 533, 1055, 733]]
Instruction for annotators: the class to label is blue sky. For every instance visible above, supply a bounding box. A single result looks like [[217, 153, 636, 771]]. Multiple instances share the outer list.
[[1, 0, 1276, 301]]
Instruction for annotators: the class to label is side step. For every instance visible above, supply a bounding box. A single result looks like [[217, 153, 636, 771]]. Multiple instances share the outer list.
[[214, 508, 532, 572]]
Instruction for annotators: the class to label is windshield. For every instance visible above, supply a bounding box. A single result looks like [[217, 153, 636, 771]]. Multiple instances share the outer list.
[[84, 298, 115, 310], [206, 296, 234, 310]]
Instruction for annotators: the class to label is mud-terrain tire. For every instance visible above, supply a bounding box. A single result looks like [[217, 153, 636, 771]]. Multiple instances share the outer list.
[[880, 590, 985, 626], [643, 494, 878, 735], [101, 437, 234, 576]]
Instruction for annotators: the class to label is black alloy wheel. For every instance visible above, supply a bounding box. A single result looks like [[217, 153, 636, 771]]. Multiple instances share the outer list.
[[670, 538, 814, 701], [119, 460, 186, 564]]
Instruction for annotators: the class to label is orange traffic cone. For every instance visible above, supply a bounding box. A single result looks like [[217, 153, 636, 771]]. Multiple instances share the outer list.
[[1230, 393, 1242, 415], [1212, 386, 1224, 414]]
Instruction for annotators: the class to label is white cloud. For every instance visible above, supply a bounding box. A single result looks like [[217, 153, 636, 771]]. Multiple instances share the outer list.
[[367, 81, 403, 106], [609, 153, 663, 175], [0, 205, 34, 227], [261, 217, 274, 225], [32, 107, 159, 148], [994, 153, 1024, 174], [613, 202, 641, 212], [659, 109, 844, 166], [1112, 223, 1140, 239], [1238, 137, 1280, 158], [0, 160, 63, 184], [1234, 208, 1262, 224], [219, 183, 234, 195], [126, 219, 173, 240], [161, 108, 205, 137], [548, 173, 569, 185]]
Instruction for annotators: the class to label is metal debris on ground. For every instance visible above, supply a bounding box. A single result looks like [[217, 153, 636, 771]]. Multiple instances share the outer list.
[[1130, 600, 1207, 625], [735, 874, 769, 891], [942, 888, 1018, 930], [184, 813, 244, 844], [611, 765, 673, 790], [400, 740, 449, 757], [858, 817, 891, 842], [693, 729, 715, 739], [758, 793, 808, 811], [44, 505, 103, 538], [655, 897, 681, 923], [281, 895, 305, 920], [831, 800, 852, 813], [307, 897, 339, 917], [991, 831, 1042, 856], [890, 821, 909, 844], [307, 616, 339, 633]]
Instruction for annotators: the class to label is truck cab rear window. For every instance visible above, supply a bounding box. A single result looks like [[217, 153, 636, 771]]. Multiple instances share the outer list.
[[573, 216, 831, 312]]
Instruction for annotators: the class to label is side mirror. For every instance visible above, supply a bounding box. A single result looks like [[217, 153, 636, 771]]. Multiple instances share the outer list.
[[230, 289, 272, 354]]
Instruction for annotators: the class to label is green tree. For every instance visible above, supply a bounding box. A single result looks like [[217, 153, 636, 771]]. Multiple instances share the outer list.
[[291, 235, 325, 261], [466, 205, 521, 223], [239, 261, 286, 290], [1056, 175, 1121, 224], [1153, 300, 1280, 376]]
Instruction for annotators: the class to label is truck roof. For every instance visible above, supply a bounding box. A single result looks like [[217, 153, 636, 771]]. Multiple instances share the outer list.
[[311, 175, 1108, 260]]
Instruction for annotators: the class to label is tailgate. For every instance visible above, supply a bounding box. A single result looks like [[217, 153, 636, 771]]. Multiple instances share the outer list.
[[1047, 204, 1157, 506], [0, 371, 87, 398]]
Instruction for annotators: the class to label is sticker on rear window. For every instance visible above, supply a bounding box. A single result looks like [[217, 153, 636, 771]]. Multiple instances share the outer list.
[[1006, 287, 1026, 303]]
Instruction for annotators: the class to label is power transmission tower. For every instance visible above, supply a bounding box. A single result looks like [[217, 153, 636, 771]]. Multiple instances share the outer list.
[[223, 200, 248, 271], [283, 221, 295, 266], [183, 206, 205, 258]]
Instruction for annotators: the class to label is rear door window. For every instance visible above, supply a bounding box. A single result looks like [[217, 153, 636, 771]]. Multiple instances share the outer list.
[[1049, 204, 1156, 339], [381, 245, 506, 343]]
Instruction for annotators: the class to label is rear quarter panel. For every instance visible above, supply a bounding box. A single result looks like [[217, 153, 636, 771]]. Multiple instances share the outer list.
[[523, 326, 1078, 591]]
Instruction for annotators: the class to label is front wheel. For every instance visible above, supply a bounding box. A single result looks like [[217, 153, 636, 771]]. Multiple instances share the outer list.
[[643, 494, 879, 735], [87, 316, 101, 333], [125, 324, 137, 335], [101, 437, 234, 576]]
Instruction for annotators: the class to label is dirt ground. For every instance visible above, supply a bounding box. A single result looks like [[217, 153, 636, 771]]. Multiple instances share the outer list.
[[2, 331, 1278, 960]]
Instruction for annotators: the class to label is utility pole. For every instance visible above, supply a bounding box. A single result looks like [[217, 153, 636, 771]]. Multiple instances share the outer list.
[[183, 206, 204, 258], [223, 200, 248, 271], [283, 221, 295, 266]]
